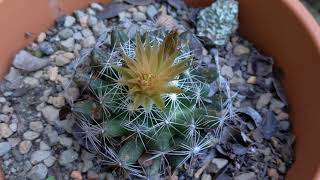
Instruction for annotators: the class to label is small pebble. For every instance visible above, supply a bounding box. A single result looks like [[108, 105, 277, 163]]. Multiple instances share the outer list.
[[19, 140, 32, 154], [44, 155, 56, 167], [133, 12, 147, 21], [27, 163, 48, 180], [29, 121, 44, 133], [64, 16, 76, 27], [71, 170, 83, 180], [247, 76, 257, 84], [0, 123, 13, 138], [40, 141, 51, 151], [0, 142, 12, 156], [279, 120, 290, 131], [233, 44, 250, 56], [87, 170, 99, 180], [23, 131, 40, 140], [201, 173, 212, 180], [9, 123, 17, 132], [30, 150, 51, 164], [59, 149, 78, 165], [267, 168, 279, 179], [90, 3, 104, 11], [37, 32, 46, 43]]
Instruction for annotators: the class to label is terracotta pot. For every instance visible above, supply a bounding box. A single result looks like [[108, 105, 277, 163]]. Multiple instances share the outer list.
[[0, 0, 320, 179], [184, 0, 214, 7]]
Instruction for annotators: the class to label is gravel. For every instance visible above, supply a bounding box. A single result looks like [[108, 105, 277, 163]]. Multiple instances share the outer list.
[[23, 131, 40, 140], [59, 28, 74, 40], [29, 121, 44, 133], [60, 38, 75, 51], [0, 123, 13, 138], [41, 106, 60, 125], [39, 41, 55, 55], [19, 140, 32, 154], [64, 16, 76, 27], [27, 163, 48, 180], [59, 149, 79, 165], [0, 142, 12, 156], [13, 50, 49, 72], [30, 150, 51, 164]]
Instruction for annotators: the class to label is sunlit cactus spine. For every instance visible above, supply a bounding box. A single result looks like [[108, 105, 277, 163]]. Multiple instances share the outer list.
[[71, 29, 230, 179]]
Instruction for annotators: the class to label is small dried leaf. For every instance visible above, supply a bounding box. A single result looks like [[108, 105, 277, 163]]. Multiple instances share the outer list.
[[259, 111, 279, 139], [124, 0, 154, 5], [237, 107, 262, 125], [179, 31, 204, 57], [167, 0, 187, 10], [231, 144, 247, 155], [186, 8, 200, 25], [156, 12, 178, 30], [97, 3, 130, 19], [272, 73, 288, 105], [251, 54, 273, 76]]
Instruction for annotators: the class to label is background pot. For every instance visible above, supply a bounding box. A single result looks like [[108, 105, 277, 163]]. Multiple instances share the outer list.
[[0, 0, 320, 179]]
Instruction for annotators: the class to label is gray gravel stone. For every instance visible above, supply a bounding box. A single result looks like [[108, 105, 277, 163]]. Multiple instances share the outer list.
[[44, 156, 56, 167], [47, 130, 59, 145], [54, 54, 71, 66], [30, 150, 51, 164], [201, 173, 212, 180], [88, 16, 98, 27], [8, 137, 20, 147], [60, 38, 75, 51], [57, 118, 75, 134], [40, 141, 51, 151], [133, 12, 147, 21], [5, 67, 22, 85], [279, 121, 290, 131], [81, 28, 93, 37], [23, 77, 40, 87], [91, 3, 104, 11], [234, 172, 256, 180], [59, 28, 74, 40], [211, 158, 228, 173], [59, 149, 79, 165], [23, 131, 40, 140], [64, 16, 76, 27], [64, 87, 80, 103], [256, 93, 272, 109], [233, 44, 250, 56], [0, 142, 11, 156], [221, 65, 234, 79], [73, 32, 83, 41], [27, 163, 48, 180], [41, 106, 60, 125], [92, 21, 108, 36], [147, 5, 157, 18], [59, 136, 73, 147], [81, 36, 96, 48], [9, 123, 17, 132], [29, 121, 44, 133], [13, 50, 49, 72], [39, 41, 55, 55]]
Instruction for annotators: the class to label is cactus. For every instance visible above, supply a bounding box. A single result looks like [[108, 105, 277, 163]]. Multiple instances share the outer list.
[[70, 29, 234, 179], [197, 0, 239, 46]]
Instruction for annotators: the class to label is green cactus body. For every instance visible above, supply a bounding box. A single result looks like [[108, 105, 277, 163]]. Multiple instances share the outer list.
[[71, 29, 228, 178]]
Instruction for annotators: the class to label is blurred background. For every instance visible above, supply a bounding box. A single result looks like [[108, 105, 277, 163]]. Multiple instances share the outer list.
[[302, 0, 320, 23]]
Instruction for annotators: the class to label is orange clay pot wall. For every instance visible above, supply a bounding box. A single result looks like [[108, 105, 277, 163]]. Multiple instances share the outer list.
[[1, 0, 320, 179]]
